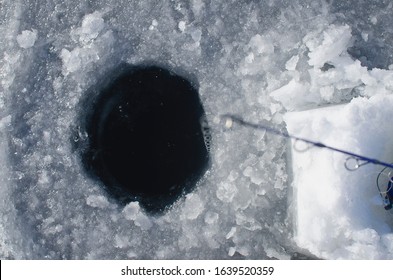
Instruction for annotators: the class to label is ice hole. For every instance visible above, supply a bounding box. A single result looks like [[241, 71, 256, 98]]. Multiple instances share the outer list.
[[78, 65, 210, 213]]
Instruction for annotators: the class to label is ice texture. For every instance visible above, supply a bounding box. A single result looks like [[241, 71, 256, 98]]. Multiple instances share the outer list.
[[1, 0, 393, 259], [86, 195, 110, 209], [16, 30, 37, 49]]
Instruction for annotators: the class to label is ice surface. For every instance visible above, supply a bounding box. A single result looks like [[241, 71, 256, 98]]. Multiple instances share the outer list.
[[2, 0, 393, 259]]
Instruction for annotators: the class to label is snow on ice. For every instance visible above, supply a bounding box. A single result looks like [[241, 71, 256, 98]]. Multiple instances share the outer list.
[[1, 0, 393, 259]]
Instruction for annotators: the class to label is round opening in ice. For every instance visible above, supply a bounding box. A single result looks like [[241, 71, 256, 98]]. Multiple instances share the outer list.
[[78, 65, 210, 213]]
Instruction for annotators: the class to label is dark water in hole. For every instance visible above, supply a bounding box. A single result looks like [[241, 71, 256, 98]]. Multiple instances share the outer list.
[[79, 65, 210, 213]]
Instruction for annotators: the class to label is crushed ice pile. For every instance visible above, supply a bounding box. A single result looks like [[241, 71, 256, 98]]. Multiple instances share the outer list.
[[1, 0, 393, 259], [278, 12, 393, 259]]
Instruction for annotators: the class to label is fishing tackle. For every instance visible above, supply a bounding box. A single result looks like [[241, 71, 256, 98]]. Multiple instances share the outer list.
[[221, 114, 393, 210], [221, 114, 393, 170]]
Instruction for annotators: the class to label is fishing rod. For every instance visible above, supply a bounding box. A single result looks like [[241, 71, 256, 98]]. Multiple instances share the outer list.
[[221, 114, 393, 210], [220, 114, 393, 171]]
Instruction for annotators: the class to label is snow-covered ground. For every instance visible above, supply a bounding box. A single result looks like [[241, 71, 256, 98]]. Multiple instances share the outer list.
[[1, 0, 393, 259]]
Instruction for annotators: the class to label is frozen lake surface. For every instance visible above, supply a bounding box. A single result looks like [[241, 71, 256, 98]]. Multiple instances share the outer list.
[[1, 0, 393, 259]]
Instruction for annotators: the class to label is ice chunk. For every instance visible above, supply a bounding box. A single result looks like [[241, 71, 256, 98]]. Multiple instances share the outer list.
[[79, 12, 105, 43], [269, 79, 311, 111], [225, 227, 236, 239], [233, 185, 252, 210], [134, 213, 153, 230], [307, 25, 353, 67], [122, 201, 141, 220], [270, 22, 389, 112], [190, 29, 202, 43], [16, 30, 37, 49], [149, 19, 158, 30], [178, 21, 186, 32], [216, 182, 238, 203], [182, 193, 204, 220], [60, 48, 82, 73], [86, 195, 110, 209], [228, 247, 236, 257], [204, 211, 219, 224], [285, 55, 299, 71], [236, 246, 250, 257], [59, 12, 113, 76], [59, 29, 114, 75], [122, 202, 152, 230]]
